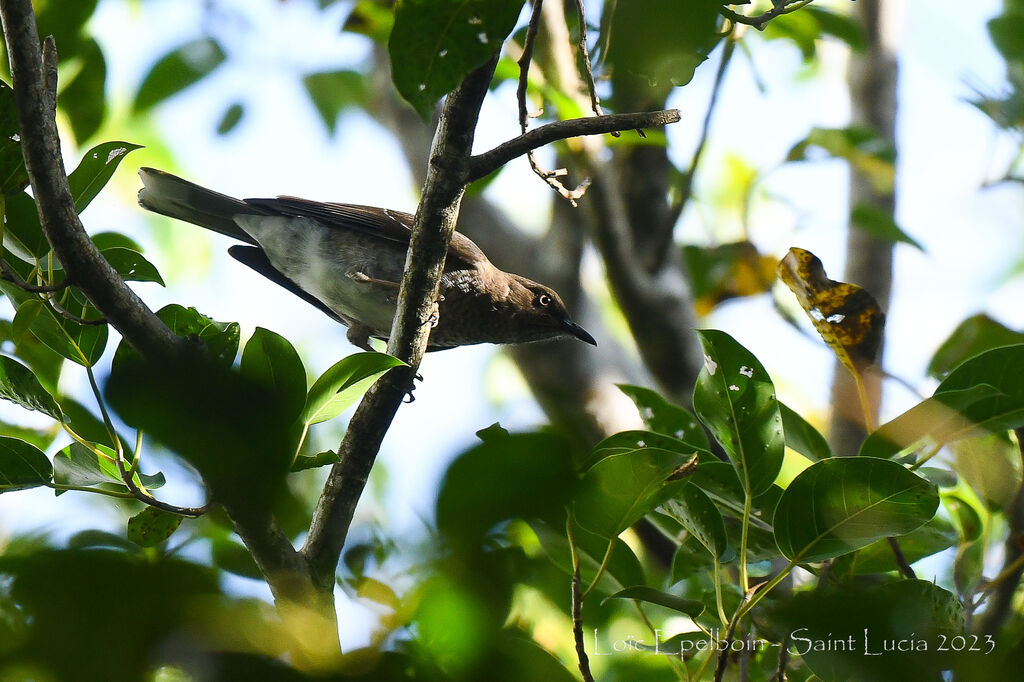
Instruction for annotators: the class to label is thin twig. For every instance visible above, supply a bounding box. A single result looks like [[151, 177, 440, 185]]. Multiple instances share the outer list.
[[714, 589, 752, 682], [572, 0, 617, 137], [886, 536, 916, 579], [0, 260, 68, 292], [720, 0, 817, 31], [516, 0, 544, 134], [48, 296, 107, 326], [567, 519, 595, 682], [770, 635, 790, 682], [468, 109, 681, 182], [978, 427, 1024, 633], [663, 37, 735, 246]]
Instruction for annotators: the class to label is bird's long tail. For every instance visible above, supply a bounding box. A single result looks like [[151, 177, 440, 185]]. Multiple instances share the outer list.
[[137, 167, 262, 245]]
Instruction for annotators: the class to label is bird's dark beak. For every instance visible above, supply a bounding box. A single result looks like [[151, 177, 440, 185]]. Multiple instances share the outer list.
[[562, 318, 597, 346]]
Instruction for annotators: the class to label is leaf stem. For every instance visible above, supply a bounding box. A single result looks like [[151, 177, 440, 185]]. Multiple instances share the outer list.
[[854, 370, 875, 433], [581, 537, 616, 601], [739, 489, 752, 592], [713, 558, 729, 627], [45, 481, 135, 499]]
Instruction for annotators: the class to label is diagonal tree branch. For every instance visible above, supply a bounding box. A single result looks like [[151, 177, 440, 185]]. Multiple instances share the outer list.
[[467, 109, 681, 183], [302, 55, 500, 590]]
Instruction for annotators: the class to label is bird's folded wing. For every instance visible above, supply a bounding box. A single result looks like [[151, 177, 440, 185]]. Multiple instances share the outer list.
[[242, 196, 487, 268]]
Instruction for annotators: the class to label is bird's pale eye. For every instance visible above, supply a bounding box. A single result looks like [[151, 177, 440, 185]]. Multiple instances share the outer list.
[[534, 293, 552, 307]]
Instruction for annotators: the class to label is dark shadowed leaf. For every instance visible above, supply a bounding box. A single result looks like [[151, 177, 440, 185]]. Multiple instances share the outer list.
[[126, 507, 183, 547], [774, 457, 939, 562], [765, 580, 962, 681], [693, 329, 785, 496], [833, 515, 958, 575], [589, 429, 710, 468], [604, 0, 721, 87], [0, 437, 52, 492], [302, 351, 404, 425], [389, 0, 526, 119], [3, 191, 49, 257], [67, 141, 143, 214], [291, 449, 340, 472], [602, 586, 704, 618], [786, 126, 895, 193], [59, 38, 107, 145], [437, 430, 575, 543], [151, 304, 240, 364], [133, 38, 226, 113], [527, 517, 645, 596], [241, 327, 306, 424], [0, 355, 63, 420]]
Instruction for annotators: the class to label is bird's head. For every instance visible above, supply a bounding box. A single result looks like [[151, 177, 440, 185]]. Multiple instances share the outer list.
[[503, 274, 597, 346]]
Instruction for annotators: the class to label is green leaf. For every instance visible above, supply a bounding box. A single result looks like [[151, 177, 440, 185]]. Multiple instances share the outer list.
[[850, 203, 923, 251], [765, 580, 963, 681], [302, 70, 368, 134], [833, 516, 958, 575], [99, 247, 164, 285], [602, 586, 704, 618], [779, 401, 831, 461], [389, 0, 526, 120], [774, 457, 939, 563], [59, 38, 107, 145], [302, 351, 405, 425], [241, 327, 307, 423], [604, 0, 721, 87], [14, 296, 108, 367], [0, 80, 28, 192], [589, 429, 710, 468], [989, 13, 1024, 62], [52, 442, 121, 491], [0, 354, 64, 420], [133, 38, 227, 113], [928, 314, 1024, 379], [660, 483, 727, 558], [291, 449, 340, 472], [67, 141, 143, 214], [91, 231, 144, 252], [155, 304, 239, 364], [527, 517, 646, 597], [126, 507, 183, 548], [692, 329, 785, 496], [3, 191, 49, 257], [211, 535, 263, 579], [616, 384, 710, 451], [67, 529, 141, 552], [787, 126, 896, 194], [215, 101, 244, 136], [573, 448, 692, 539], [436, 431, 576, 543], [343, 1, 395, 43], [0, 437, 52, 492]]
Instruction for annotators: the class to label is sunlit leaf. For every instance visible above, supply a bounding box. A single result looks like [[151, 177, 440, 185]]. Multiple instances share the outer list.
[[574, 447, 692, 539], [67, 141, 143, 214], [692, 329, 785, 496], [302, 351, 404, 425], [291, 449, 340, 472], [774, 457, 939, 563], [786, 126, 895, 193], [850, 203, 923, 251], [302, 70, 368, 134], [778, 247, 885, 375], [100, 247, 164, 285]]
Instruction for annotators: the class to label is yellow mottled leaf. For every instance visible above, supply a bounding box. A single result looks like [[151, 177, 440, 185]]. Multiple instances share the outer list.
[[778, 247, 885, 375]]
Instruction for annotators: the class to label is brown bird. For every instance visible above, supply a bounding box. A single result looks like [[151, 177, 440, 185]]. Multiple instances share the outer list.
[[137, 168, 596, 351]]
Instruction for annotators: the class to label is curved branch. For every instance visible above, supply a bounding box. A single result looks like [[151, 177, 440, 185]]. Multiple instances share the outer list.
[[720, 0, 817, 31], [302, 55, 500, 590], [467, 109, 681, 183], [0, 5, 186, 360]]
